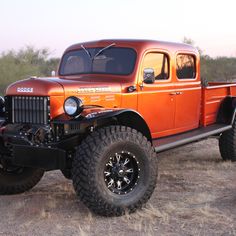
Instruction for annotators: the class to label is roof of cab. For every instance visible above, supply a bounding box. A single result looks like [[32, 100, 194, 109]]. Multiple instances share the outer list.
[[64, 39, 199, 55]]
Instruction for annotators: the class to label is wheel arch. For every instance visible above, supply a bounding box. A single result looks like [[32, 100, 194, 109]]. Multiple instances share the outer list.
[[114, 110, 152, 142], [53, 109, 152, 143], [217, 96, 236, 125]]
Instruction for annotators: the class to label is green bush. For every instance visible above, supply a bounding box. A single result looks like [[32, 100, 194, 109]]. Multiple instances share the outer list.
[[201, 56, 236, 82], [183, 37, 236, 82], [0, 46, 60, 94]]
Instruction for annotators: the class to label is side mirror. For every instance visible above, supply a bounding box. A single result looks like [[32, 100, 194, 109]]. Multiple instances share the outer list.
[[143, 68, 155, 84], [51, 70, 56, 77]]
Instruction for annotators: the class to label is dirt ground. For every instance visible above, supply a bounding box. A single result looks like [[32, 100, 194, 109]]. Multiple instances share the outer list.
[[0, 139, 236, 236]]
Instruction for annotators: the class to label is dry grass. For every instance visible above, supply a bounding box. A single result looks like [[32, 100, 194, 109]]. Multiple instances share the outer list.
[[123, 203, 169, 233], [0, 139, 236, 235]]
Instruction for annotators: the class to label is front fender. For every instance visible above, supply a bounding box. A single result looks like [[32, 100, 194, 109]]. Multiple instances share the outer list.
[[52, 107, 152, 142], [52, 107, 130, 123]]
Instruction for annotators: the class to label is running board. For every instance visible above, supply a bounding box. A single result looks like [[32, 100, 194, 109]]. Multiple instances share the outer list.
[[153, 124, 232, 153]]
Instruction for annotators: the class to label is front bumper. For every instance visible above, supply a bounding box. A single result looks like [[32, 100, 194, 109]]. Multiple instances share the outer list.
[[0, 118, 68, 171], [12, 145, 66, 170]]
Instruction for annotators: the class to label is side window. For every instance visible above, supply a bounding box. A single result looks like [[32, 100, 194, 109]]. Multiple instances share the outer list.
[[143, 53, 169, 80], [176, 54, 196, 79]]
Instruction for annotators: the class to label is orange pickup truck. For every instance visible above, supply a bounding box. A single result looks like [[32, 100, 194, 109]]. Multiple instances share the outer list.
[[0, 39, 236, 216]]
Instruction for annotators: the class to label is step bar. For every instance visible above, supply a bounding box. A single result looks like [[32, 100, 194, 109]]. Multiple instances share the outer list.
[[153, 124, 232, 153]]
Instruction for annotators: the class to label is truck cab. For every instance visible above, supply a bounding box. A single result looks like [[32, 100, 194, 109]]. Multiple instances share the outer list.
[[135, 41, 201, 138]]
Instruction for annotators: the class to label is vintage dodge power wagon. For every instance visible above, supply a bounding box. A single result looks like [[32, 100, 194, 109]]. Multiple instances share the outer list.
[[0, 39, 236, 216]]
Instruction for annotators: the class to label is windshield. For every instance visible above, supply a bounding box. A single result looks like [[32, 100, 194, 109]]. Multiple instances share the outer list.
[[59, 47, 137, 76]]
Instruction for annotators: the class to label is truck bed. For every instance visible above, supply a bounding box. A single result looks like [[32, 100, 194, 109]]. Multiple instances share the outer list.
[[202, 82, 236, 126]]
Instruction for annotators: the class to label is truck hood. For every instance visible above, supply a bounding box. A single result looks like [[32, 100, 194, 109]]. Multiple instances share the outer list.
[[6, 77, 64, 96], [6, 76, 122, 97]]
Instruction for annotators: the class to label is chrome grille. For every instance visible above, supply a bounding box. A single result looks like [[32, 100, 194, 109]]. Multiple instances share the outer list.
[[10, 96, 50, 125]]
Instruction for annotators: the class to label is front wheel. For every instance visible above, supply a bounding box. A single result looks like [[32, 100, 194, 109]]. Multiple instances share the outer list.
[[72, 126, 158, 216]]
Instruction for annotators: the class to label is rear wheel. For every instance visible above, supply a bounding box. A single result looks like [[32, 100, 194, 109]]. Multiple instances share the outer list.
[[219, 121, 236, 161], [0, 160, 44, 194], [72, 126, 158, 216]]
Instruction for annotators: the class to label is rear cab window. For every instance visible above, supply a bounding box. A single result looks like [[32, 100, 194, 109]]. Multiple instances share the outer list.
[[176, 54, 196, 79]]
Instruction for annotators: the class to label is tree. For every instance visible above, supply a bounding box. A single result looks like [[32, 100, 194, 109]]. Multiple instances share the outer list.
[[182, 37, 236, 82], [0, 46, 60, 94], [182, 37, 203, 56]]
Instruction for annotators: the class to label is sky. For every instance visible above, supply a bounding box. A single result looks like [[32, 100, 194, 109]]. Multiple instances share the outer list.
[[0, 0, 236, 58]]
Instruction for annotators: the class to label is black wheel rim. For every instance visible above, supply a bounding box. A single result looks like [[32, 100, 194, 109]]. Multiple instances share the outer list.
[[104, 151, 140, 195]]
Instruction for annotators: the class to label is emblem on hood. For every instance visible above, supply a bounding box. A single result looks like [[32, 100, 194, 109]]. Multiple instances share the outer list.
[[77, 87, 111, 93], [17, 87, 34, 93]]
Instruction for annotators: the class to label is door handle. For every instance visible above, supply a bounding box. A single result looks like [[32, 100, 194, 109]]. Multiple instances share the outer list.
[[169, 92, 177, 95], [169, 91, 183, 95]]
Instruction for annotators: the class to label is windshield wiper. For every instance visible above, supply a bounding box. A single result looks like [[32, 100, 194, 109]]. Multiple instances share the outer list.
[[81, 43, 116, 60], [93, 43, 116, 59], [81, 44, 92, 59]]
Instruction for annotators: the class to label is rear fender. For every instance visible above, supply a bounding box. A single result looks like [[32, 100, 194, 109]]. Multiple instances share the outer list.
[[217, 96, 236, 125]]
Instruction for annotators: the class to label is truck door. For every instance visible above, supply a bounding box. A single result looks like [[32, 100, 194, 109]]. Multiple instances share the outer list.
[[174, 53, 201, 131], [137, 52, 176, 138]]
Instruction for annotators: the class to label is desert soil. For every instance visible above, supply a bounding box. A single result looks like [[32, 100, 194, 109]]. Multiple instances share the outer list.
[[0, 139, 236, 236]]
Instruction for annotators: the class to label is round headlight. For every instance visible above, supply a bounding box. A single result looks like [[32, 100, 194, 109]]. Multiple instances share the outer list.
[[64, 96, 83, 116]]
